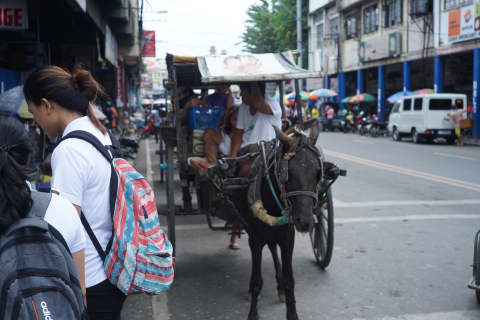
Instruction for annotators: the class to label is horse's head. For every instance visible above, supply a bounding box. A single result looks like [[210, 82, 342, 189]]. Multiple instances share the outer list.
[[274, 119, 321, 233]]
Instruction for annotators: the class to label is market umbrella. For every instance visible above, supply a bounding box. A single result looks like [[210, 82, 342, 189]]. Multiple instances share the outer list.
[[349, 93, 375, 103], [387, 90, 411, 104], [308, 95, 320, 101], [0, 85, 34, 119], [341, 96, 354, 103], [412, 88, 434, 95], [310, 88, 337, 98], [286, 91, 310, 101]]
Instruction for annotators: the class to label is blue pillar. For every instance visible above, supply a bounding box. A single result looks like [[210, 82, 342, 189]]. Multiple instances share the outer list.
[[357, 69, 364, 95], [403, 61, 411, 93], [338, 72, 346, 109], [474, 48, 480, 139], [323, 75, 327, 89], [378, 65, 385, 122], [327, 76, 331, 89], [434, 56, 444, 93]]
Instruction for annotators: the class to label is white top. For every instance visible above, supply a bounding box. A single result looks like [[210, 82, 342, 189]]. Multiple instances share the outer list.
[[44, 193, 86, 254], [51, 116, 112, 288], [236, 95, 282, 148]]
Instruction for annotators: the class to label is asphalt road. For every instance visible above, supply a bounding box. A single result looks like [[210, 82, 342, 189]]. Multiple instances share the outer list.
[[122, 134, 480, 320]]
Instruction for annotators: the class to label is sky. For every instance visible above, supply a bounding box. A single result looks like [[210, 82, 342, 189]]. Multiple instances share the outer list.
[[142, 0, 259, 58]]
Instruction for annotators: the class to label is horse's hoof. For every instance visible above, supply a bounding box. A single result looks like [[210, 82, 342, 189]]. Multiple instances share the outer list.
[[248, 312, 259, 320], [278, 291, 286, 303]]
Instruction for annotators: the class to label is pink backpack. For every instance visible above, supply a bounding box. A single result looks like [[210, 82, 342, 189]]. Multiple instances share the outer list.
[[59, 130, 174, 295]]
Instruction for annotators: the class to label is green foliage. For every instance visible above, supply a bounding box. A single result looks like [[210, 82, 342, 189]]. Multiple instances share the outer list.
[[241, 0, 309, 67]]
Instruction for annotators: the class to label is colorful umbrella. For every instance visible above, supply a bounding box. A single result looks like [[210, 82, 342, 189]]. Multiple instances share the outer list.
[[308, 95, 320, 101], [387, 91, 412, 104], [287, 91, 310, 101], [349, 93, 376, 103], [341, 96, 354, 103], [310, 88, 337, 98], [412, 88, 434, 95]]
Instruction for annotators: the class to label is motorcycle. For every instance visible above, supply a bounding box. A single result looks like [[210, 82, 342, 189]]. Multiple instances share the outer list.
[[342, 111, 357, 133]]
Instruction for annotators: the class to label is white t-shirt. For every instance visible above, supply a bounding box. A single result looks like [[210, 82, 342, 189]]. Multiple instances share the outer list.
[[51, 116, 112, 288], [44, 193, 86, 254], [236, 95, 282, 148]]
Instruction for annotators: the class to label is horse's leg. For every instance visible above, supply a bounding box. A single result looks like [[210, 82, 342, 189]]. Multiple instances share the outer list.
[[248, 236, 264, 320], [267, 243, 285, 303], [280, 228, 298, 320]]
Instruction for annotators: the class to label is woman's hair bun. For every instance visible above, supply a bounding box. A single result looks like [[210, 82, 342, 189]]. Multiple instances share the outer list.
[[72, 67, 104, 102]]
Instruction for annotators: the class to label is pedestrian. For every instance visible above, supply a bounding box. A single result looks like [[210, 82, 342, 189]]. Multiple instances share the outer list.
[[326, 104, 335, 131], [24, 65, 126, 319], [152, 109, 162, 143], [445, 102, 467, 146], [0, 115, 87, 314]]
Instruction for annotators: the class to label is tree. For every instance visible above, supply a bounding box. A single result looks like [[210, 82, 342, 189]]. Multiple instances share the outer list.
[[241, 0, 309, 67]]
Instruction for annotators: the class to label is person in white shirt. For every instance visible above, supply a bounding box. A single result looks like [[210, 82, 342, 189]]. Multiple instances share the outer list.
[[24, 66, 125, 319], [0, 115, 86, 301]]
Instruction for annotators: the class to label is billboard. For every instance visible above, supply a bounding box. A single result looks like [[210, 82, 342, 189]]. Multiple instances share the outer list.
[[142, 31, 156, 57], [447, 1, 480, 43], [0, 0, 28, 31], [152, 72, 163, 90]]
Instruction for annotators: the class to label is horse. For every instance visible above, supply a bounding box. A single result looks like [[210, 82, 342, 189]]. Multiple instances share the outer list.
[[227, 119, 334, 320]]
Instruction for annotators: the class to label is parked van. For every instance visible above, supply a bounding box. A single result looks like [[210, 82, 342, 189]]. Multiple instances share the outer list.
[[387, 93, 466, 144]]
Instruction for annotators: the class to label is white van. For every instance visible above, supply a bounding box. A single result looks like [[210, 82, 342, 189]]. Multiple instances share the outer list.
[[387, 93, 466, 144]]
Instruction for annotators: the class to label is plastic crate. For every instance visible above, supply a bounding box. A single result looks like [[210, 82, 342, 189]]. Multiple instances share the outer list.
[[187, 106, 223, 133]]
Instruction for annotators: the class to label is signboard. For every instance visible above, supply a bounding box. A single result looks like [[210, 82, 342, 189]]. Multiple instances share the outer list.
[[142, 31, 156, 57], [447, 2, 480, 43], [152, 72, 163, 90], [105, 25, 118, 67], [0, 0, 28, 30]]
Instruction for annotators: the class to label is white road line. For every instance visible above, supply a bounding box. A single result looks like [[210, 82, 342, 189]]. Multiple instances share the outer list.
[[336, 213, 480, 224], [163, 213, 480, 231], [434, 152, 478, 161], [152, 293, 169, 320], [353, 139, 374, 144], [145, 139, 153, 183], [353, 309, 480, 320], [335, 199, 480, 208]]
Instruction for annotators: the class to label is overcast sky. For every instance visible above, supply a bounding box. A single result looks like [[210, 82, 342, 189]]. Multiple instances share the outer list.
[[142, 0, 259, 58]]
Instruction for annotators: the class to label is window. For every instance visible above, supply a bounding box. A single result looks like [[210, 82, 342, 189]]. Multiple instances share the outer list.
[[429, 99, 453, 110], [383, 0, 402, 27], [330, 16, 339, 36], [403, 99, 412, 111], [414, 98, 423, 111], [392, 103, 400, 113], [316, 23, 324, 49], [363, 5, 378, 34], [345, 15, 358, 39], [445, 0, 472, 10]]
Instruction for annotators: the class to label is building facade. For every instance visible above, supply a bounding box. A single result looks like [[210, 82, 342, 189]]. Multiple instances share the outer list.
[[0, 0, 143, 111], [308, 0, 480, 138]]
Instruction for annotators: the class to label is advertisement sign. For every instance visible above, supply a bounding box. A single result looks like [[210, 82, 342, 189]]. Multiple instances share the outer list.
[[448, 2, 480, 43], [142, 31, 156, 57], [105, 25, 118, 67], [0, 0, 28, 31], [152, 72, 163, 90]]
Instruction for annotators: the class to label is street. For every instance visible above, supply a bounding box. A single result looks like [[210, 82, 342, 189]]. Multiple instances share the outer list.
[[122, 133, 480, 320]]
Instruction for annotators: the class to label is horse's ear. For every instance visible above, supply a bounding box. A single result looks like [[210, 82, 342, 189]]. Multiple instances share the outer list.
[[304, 119, 320, 145]]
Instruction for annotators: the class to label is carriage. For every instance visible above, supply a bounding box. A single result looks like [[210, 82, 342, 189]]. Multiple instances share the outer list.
[[160, 52, 344, 268]]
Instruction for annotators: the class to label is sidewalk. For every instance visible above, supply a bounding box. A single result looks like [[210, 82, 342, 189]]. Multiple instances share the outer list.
[[464, 137, 480, 146]]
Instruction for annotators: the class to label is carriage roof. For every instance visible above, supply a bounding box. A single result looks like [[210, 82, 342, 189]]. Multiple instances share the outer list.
[[166, 53, 321, 87]]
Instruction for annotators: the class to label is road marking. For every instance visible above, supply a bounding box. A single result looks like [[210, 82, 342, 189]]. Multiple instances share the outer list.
[[324, 149, 480, 193], [336, 213, 480, 224], [353, 309, 480, 320], [335, 199, 480, 208], [152, 293, 169, 320], [163, 213, 480, 231], [434, 152, 478, 161], [353, 139, 374, 144], [145, 139, 153, 183]]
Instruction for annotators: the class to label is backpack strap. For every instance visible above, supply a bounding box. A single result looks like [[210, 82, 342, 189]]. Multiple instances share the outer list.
[[59, 130, 113, 162], [56, 130, 116, 263], [5, 191, 52, 236]]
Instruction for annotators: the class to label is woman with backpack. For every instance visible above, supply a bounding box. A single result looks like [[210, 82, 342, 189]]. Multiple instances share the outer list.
[[24, 66, 126, 319], [0, 115, 87, 318]]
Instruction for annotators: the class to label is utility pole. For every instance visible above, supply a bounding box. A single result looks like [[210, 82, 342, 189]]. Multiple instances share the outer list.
[[296, 0, 302, 69]]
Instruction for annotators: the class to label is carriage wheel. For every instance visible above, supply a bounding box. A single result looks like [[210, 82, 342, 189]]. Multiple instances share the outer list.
[[473, 231, 480, 303], [309, 188, 334, 269]]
